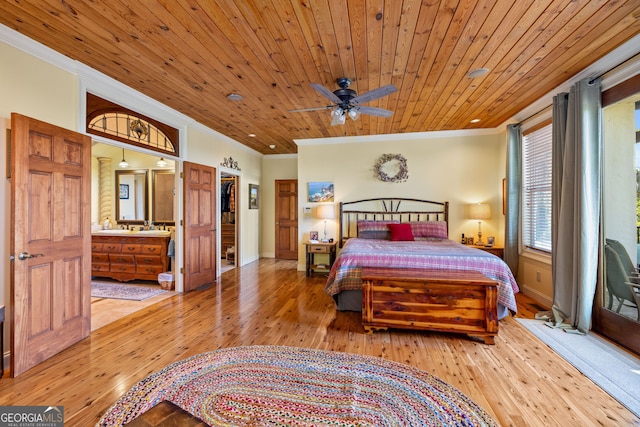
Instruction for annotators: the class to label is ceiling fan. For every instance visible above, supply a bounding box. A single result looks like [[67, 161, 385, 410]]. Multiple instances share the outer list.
[[289, 78, 397, 126]]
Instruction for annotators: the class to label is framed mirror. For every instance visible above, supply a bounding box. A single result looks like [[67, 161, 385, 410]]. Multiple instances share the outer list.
[[115, 169, 149, 222], [152, 170, 175, 224]]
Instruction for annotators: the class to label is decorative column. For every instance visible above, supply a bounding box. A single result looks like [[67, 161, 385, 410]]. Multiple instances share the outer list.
[[98, 157, 113, 222]]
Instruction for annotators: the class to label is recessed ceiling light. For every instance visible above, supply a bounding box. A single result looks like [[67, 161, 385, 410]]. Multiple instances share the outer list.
[[227, 93, 243, 101], [467, 68, 489, 79], [470, 118, 481, 123]]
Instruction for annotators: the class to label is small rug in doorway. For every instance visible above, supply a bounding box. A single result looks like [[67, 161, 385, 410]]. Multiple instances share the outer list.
[[98, 345, 498, 426], [517, 318, 640, 418], [91, 281, 167, 301]]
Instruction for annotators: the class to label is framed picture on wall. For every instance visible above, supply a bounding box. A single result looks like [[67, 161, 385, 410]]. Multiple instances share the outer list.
[[249, 184, 259, 209], [308, 182, 334, 202], [119, 184, 129, 200]]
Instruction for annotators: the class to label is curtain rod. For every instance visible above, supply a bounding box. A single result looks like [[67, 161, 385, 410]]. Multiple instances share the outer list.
[[517, 51, 640, 126]]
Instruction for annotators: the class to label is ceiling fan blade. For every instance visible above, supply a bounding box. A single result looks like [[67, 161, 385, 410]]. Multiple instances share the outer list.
[[289, 106, 332, 113], [356, 106, 394, 117], [310, 83, 342, 104], [351, 84, 397, 104]]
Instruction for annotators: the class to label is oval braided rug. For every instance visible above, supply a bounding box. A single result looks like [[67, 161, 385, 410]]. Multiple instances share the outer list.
[[98, 345, 498, 426]]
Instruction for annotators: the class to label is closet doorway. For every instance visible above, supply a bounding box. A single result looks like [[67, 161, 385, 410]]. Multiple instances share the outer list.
[[220, 174, 238, 273]]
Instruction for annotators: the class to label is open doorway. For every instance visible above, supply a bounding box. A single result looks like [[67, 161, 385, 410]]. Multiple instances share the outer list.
[[220, 173, 238, 274], [90, 142, 177, 330]]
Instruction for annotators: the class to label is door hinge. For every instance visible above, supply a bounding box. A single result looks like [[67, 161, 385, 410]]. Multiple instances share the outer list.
[[180, 219, 183, 226], [180, 267, 184, 274], [180, 172, 183, 178]]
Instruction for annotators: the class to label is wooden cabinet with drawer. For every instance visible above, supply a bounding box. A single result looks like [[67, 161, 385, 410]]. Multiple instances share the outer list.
[[91, 234, 170, 282], [305, 241, 337, 276]]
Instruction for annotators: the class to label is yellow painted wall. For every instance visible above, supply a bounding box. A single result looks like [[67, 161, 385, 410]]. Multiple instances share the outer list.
[[518, 255, 553, 307], [261, 155, 298, 258], [186, 125, 263, 264], [295, 133, 507, 270]]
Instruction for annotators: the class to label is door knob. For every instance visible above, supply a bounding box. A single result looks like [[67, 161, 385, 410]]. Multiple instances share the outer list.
[[18, 252, 44, 260]]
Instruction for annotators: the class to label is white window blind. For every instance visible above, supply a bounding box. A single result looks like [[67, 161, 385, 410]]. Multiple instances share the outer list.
[[522, 124, 552, 253]]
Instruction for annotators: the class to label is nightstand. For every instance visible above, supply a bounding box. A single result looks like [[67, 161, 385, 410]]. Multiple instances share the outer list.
[[471, 245, 504, 259], [305, 241, 338, 277]]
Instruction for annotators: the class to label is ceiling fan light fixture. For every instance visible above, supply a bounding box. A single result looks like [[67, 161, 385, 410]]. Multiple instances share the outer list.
[[331, 107, 346, 126], [292, 79, 397, 125]]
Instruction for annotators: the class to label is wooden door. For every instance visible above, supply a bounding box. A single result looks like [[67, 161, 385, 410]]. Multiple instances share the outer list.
[[183, 161, 217, 291], [10, 113, 92, 377], [275, 180, 298, 259]]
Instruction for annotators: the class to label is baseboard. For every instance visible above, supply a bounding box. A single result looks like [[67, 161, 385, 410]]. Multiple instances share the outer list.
[[519, 284, 552, 308]]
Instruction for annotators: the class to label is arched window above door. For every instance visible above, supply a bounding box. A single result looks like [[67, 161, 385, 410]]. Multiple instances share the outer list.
[[86, 93, 179, 156]]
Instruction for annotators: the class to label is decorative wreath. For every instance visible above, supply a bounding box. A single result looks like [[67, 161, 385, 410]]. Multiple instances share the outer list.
[[374, 153, 409, 183]]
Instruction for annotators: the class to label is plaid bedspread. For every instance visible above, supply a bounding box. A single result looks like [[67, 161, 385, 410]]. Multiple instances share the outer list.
[[325, 238, 520, 313]]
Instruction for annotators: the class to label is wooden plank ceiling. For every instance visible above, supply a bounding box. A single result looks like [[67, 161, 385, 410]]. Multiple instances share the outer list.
[[1, 1, 640, 154]]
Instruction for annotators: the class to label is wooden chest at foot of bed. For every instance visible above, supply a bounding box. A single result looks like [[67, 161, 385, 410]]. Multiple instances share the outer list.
[[361, 268, 499, 344]]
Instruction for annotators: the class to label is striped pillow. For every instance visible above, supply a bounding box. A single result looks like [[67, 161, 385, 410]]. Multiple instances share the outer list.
[[357, 220, 399, 239], [410, 221, 448, 239]]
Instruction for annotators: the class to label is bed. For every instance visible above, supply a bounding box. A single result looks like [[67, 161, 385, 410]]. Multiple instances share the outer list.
[[324, 198, 519, 321]]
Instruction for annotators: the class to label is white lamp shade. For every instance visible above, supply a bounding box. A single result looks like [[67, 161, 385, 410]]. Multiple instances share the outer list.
[[316, 204, 335, 219], [468, 203, 491, 220]]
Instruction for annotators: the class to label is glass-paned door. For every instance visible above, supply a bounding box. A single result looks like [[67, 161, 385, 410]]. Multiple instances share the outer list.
[[598, 87, 640, 355]]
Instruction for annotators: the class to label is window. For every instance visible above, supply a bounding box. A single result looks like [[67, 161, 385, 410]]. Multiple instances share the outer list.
[[85, 93, 179, 156], [522, 123, 552, 253]]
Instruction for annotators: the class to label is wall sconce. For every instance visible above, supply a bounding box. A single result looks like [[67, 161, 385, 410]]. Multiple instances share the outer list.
[[316, 204, 335, 242], [157, 157, 168, 167], [468, 203, 491, 245], [118, 148, 129, 168]]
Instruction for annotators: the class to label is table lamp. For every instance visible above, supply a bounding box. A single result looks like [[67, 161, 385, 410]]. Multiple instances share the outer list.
[[468, 203, 491, 245], [316, 204, 335, 243]]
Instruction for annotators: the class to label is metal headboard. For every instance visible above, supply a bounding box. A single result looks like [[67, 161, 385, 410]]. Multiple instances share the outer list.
[[339, 198, 449, 247]]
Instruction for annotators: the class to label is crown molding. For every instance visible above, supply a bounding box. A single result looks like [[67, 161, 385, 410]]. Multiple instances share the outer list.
[[263, 153, 298, 159], [295, 127, 501, 146]]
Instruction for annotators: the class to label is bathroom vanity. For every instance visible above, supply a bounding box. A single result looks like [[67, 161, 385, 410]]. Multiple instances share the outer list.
[[91, 230, 171, 282]]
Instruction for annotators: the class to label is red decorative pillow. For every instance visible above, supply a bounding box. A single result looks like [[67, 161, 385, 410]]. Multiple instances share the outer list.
[[388, 223, 415, 241]]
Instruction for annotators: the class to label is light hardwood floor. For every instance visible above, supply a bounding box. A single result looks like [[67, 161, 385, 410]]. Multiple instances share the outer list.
[[1, 259, 638, 426]]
